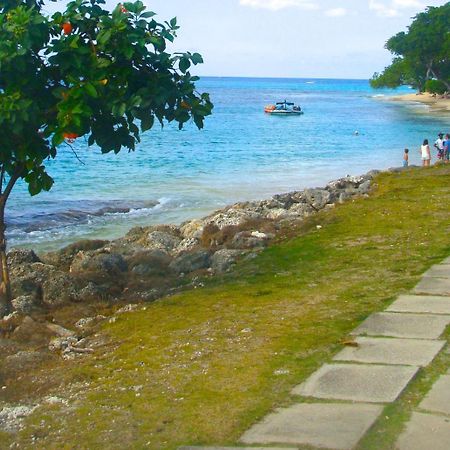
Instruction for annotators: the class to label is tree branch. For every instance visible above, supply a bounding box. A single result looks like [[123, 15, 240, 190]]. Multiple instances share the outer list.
[[0, 165, 5, 196], [64, 141, 85, 165], [1, 166, 23, 204]]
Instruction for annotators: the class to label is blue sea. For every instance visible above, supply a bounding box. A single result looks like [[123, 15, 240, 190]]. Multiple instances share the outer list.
[[8, 77, 450, 251]]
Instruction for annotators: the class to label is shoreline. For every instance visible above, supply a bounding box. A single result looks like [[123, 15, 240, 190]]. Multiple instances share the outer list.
[[387, 92, 450, 115], [5, 169, 379, 315]]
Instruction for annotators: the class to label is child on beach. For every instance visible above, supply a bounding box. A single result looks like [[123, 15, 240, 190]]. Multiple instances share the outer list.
[[403, 149, 409, 167], [420, 139, 431, 167]]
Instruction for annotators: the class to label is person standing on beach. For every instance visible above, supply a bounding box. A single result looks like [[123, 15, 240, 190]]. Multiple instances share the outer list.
[[434, 133, 444, 160], [403, 149, 409, 167], [421, 139, 431, 167], [444, 134, 450, 164]]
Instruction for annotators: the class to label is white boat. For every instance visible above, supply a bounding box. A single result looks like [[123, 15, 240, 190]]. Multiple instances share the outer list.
[[264, 100, 303, 115]]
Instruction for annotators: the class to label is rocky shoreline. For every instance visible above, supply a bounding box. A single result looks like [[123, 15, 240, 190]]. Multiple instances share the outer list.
[[0, 169, 381, 389]]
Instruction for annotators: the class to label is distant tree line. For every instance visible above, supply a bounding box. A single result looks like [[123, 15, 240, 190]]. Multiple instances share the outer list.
[[371, 3, 450, 93]]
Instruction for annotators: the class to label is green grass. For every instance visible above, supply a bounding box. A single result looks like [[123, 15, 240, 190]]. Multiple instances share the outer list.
[[2, 166, 450, 450]]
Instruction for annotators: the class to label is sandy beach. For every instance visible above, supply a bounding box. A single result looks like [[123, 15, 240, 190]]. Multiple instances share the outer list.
[[389, 92, 450, 114]]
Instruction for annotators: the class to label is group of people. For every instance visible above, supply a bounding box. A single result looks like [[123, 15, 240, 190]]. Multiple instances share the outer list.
[[403, 133, 450, 167]]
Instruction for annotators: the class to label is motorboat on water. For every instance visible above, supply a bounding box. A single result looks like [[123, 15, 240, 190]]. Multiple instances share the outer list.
[[264, 100, 303, 115]]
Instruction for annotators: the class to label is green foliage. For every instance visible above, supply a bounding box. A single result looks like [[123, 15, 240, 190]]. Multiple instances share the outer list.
[[0, 0, 213, 197], [424, 79, 448, 95], [371, 3, 450, 91], [370, 58, 421, 89]]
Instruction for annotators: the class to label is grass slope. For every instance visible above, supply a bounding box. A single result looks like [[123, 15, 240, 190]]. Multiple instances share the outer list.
[[2, 166, 450, 449]]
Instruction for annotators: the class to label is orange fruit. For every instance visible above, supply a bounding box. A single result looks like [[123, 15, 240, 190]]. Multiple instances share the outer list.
[[62, 22, 73, 35]]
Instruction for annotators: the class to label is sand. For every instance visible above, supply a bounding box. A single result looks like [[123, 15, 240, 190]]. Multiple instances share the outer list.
[[389, 92, 450, 114]]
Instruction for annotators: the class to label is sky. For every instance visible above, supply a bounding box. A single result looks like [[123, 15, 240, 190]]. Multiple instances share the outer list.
[[44, 0, 449, 79]]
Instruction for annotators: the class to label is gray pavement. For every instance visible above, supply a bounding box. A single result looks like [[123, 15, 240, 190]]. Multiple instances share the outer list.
[[414, 277, 450, 296], [419, 373, 450, 415], [386, 294, 450, 315], [240, 403, 383, 450], [333, 336, 445, 366], [351, 311, 450, 339], [396, 412, 450, 450], [292, 363, 418, 403]]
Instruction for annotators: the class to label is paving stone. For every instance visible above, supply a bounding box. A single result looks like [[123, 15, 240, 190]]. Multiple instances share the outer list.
[[386, 295, 450, 315], [333, 337, 445, 367], [292, 363, 418, 403], [414, 277, 450, 296], [419, 375, 450, 415], [441, 256, 450, 264], [351, 312, 450, 339], [240, 403, 383, 450], [179, 447, 298, 450], [424, 265, 450, 278], [396, 412, 450, 450]]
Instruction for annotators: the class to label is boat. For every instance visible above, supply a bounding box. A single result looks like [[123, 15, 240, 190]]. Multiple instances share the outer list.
[[264, 100, 303, 115]]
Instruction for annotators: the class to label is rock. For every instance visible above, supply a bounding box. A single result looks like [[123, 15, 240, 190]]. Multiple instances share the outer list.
[[303, 189, 331, 210], [339, 191, 354, 203], [265, 208, 291, 220], [42, 271, 80, 306], [0, 312, 22, 335], [12, 316, 56, 345], [75, 315, 106, 329], [142, 230, 181, 254], [7, 249, 40, 267], [251, 231, 268, 239], [45, 323, 76, 338], [76, 282, 105, 302], [205, 208, 260, 230], [287, 202, 315, 217], [11, 295, 40, 314], [357, 180, 371, 194], [174, 238, 200, 255], [11, 262, 79, 307], [127, 250, 171, 276], [10, 275, 42, 301], [231, 231, 270, 249], [169, 250, 211, 274], [0, 405, 37, 432], [180, 219, 205, 239], [42, 239, 109, 270], [116, 304, 139, 314], [211, 249, 243, 273], [70, 251, 127, 275], [48, 336, 79, 351]]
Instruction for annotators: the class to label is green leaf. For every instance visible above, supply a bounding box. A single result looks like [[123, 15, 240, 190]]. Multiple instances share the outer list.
[[191, 52, 203, 65], [141, 114, 154, 131], [84, 83, 98, 98], [141, 11, 156, 18], [179, 57, 190, 73]]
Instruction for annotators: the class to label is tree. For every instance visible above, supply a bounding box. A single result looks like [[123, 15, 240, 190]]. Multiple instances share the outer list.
[[0, 0, 213, 317], [370, 3, 450, 92]]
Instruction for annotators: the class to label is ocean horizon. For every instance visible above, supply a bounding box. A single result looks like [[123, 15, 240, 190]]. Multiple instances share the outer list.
[[9, 76, 450, 252]]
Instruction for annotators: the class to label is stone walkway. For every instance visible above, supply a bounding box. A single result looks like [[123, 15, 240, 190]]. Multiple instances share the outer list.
[[179, 256, 450, 450]]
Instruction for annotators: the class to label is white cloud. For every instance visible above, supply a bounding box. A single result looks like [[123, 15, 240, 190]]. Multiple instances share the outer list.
[[392, 0, 422, 8], [369, 0, 425, 17], [325, 7, 347, 17], [239, 0, 319, 11]]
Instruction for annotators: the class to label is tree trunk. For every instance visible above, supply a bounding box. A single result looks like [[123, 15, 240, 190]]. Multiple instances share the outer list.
[[441, 79, 450, 92], [0, 200, 12, 317]]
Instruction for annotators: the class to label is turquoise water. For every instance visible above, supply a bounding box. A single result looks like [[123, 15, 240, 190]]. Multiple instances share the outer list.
[[9, 77, 450, 251]]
